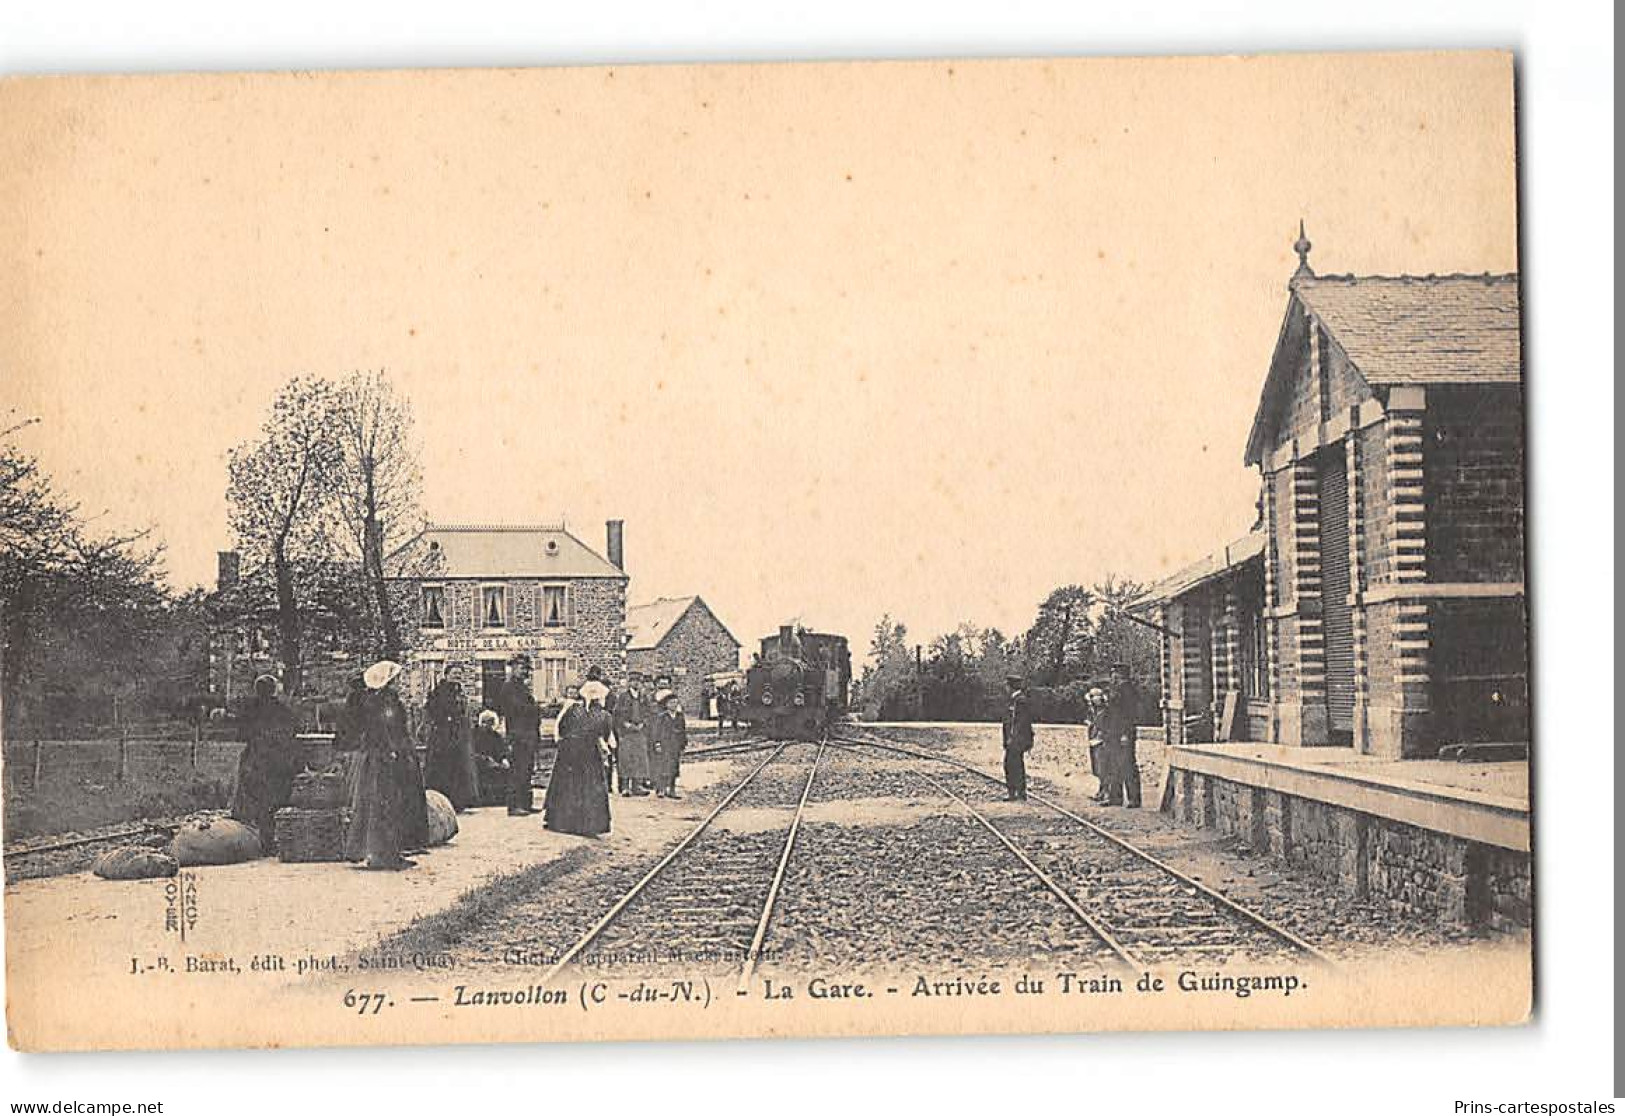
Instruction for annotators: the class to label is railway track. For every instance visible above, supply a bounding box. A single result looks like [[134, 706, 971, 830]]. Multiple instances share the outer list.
[[828, 727, 1332, 969], [540, 740, 825, 990], [4, 818, 188, 883]]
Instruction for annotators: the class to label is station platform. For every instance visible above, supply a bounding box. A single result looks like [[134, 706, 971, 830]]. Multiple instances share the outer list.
[[1162, 741, 1531, 930]]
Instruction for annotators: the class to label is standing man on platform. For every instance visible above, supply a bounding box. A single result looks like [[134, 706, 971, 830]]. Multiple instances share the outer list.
[[1001, 673, 1034, 802], [499, 655, 541, 816], [612, 672, 653, 796], [1096, 662, 1144, 808]]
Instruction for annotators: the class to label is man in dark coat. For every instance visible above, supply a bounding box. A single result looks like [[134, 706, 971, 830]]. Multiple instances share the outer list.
[[230, 675, 301, 854], [611, 674, 654, 796], [499, 656, 542, 816], [1095, 663, 1144, 807], [1000, 674, 1034, 801]]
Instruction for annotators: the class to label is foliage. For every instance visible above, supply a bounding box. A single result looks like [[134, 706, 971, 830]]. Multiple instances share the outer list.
[[226, 377, 345, 694], [224, 371, 427, 690], [330, 371, 424, 659], [4, 773, 232, 843], [0, 417, 194, 734], [856, 578, 1163, 724]]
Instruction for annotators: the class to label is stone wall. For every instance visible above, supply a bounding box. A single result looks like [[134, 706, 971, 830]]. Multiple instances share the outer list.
[[1424, 384, 1526, 584], [387, 575, 628, 713], [1167, 767, 1529, 931]]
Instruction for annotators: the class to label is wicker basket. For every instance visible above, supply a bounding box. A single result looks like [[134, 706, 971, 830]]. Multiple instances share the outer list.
[[289, 769, 350, 810], [274, 806, 349, 862]]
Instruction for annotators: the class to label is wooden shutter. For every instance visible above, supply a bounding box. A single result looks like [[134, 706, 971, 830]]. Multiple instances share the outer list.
[[1319, 446, 1356, 733]]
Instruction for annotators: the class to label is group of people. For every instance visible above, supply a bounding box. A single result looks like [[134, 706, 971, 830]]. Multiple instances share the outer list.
[[602, 672, 689, 799], [419, 658, 691, 837], [698, 680, 744, 732], [228, 656, 693, 873], [1000, 663, 1144, 807]]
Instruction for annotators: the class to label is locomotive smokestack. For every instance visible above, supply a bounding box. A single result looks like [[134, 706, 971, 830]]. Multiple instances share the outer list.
[[606, 519, 624, 570]]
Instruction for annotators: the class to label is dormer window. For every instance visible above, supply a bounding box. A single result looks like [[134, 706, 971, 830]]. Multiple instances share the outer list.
[[480, 584, 508, 630]]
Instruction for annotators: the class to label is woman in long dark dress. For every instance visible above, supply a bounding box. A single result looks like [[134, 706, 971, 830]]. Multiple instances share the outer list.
[[543, 680, 613, 837], [648, 689, 689, 800], [344, 660, 418, 870], [230, 675, 301, 855], [423, 667, 479, 811]]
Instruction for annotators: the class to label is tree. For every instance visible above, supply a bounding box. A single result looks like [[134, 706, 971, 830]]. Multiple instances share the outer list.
[[1021, 585, 1095, 686], [1089, 574, 1162, 704], [857, 614, 915, 721], [0, 416, 174, 732], [330, 371, 424, 660], [226, 378, 343, 695]]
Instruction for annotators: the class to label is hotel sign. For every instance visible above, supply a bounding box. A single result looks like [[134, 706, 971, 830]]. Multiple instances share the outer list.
[[423, 634, 557, 653]]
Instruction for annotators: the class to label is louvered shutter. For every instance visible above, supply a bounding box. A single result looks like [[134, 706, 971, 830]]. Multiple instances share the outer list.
[[1318, 446, 1356, 733]]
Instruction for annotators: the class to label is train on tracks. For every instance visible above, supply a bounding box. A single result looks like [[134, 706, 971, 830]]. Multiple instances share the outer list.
[[739, 624, 851, 740]]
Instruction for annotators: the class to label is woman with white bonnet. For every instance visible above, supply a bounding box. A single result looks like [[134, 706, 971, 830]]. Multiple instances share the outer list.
[[543, 673, 614, 837], [343, 659, 418, 870]]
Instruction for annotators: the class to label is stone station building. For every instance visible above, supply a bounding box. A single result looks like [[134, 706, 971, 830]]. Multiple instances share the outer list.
[[1149, 231, 1530, 931]]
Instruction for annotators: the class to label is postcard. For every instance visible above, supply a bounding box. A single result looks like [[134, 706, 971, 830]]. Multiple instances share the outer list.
[[0, 51, 1529, 1051]]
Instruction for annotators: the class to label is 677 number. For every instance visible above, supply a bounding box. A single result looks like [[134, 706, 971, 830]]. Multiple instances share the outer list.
[[343, 990, 390, 1015]]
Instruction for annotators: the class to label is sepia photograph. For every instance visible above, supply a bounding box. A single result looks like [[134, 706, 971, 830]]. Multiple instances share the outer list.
[[0, 7, 1612, 1103]]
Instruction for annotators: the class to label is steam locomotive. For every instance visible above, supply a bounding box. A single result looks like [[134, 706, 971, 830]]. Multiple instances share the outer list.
[[739, 624, 851, 740]]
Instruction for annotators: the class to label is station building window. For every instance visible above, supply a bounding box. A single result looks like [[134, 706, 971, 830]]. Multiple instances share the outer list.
[[480, 584, 508, 630], [421, 584, 447, 629]]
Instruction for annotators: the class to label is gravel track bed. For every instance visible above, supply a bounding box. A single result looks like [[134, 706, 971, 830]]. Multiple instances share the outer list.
[[911, 765, 1311, 964], [761, 747, 1123, 974], [441, 747, 819, 976], [843, 727, 1480, 960]]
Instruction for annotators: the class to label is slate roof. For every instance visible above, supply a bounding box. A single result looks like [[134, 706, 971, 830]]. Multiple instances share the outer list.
[[1245, 271, 1522, 465], [626, 596, 739, 651], [1149, 531, 1265, 604], [386, 524, 627, 580], [1292, 273, 1522, 386]]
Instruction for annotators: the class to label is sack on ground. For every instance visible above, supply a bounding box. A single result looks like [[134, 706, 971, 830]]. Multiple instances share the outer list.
[[170, 816, 264, 866], [94, 845, 179, 880], [425, 790, 458, 846]]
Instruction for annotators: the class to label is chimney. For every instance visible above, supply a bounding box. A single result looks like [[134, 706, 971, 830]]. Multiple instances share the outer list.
[[606, 519, 624, 570], [217, 550, 241, 592]]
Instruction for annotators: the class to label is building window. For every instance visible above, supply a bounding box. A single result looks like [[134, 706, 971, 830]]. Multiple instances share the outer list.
[[541, 584, 569, 628], [421, 585, 447, 629], [480, 584, 508, 629], [1241, 609, 1270, 700], [536, 655, 571, 702]]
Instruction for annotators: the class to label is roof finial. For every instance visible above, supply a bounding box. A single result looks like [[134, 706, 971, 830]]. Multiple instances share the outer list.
[[1293, 219, 1313, 277]]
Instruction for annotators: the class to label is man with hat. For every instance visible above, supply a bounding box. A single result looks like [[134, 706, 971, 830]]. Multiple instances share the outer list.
[[498, 655, 542, 816], [649, 687, 687, 799], [611, 671, 653, 796], [1001, 673, 1034, 802], [1095, 663, 1144, 808]]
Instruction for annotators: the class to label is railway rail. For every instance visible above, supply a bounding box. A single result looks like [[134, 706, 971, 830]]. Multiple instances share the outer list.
[[540, 740, 826, 990], [828, 726, 1332, 968], [4, 819, 187, 883]]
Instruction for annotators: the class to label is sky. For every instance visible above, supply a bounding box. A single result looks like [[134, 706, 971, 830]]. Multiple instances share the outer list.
[[0, 52, 1518, 661]]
